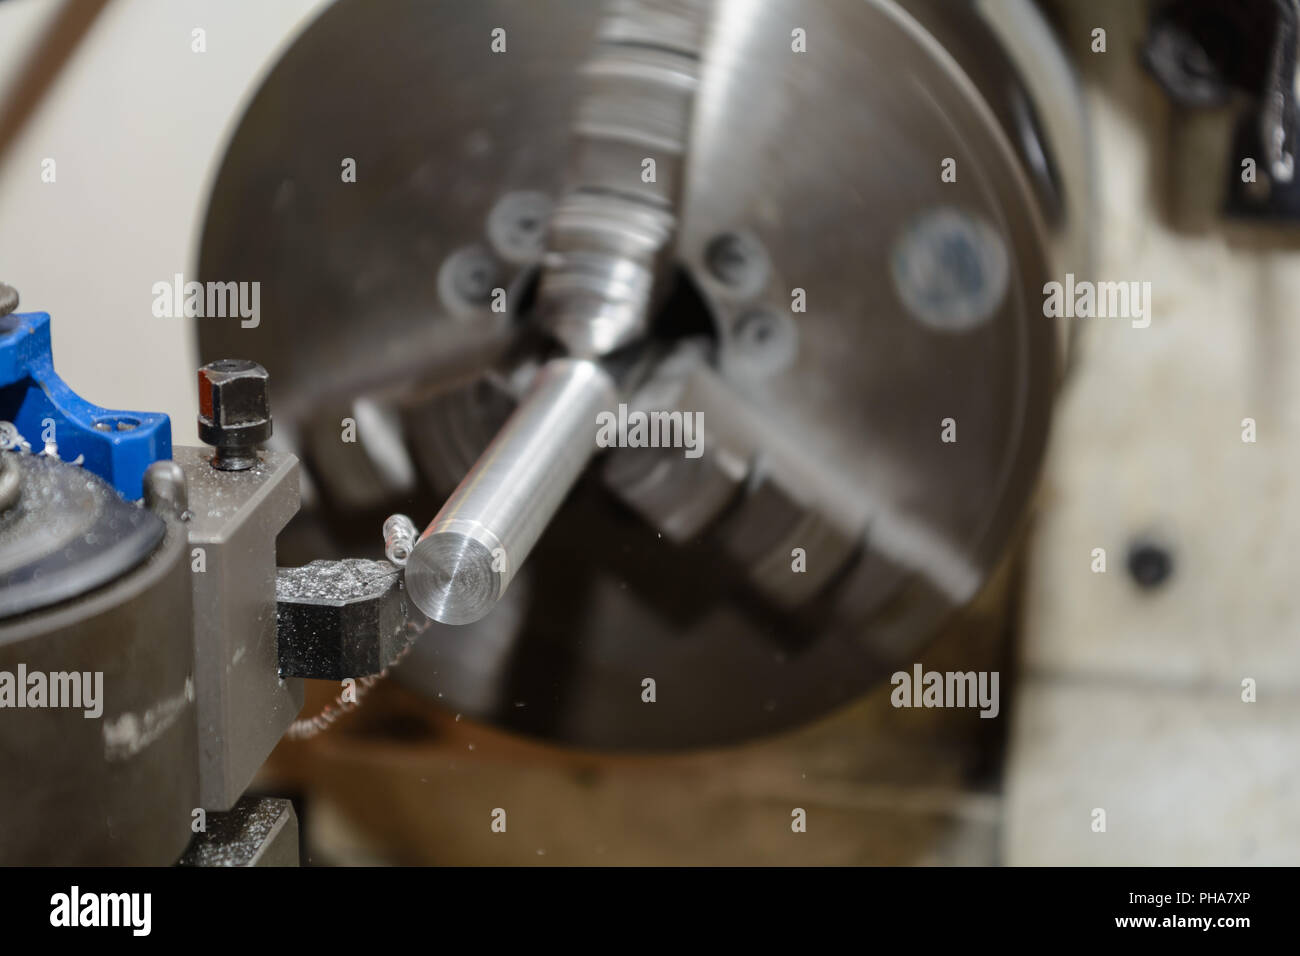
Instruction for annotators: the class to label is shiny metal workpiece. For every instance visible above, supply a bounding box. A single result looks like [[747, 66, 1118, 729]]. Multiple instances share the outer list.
[[405, 0, 707, 623], [536, 0, 707, 357], [405, 358, 616, 624], [382, 513, 417, 566]]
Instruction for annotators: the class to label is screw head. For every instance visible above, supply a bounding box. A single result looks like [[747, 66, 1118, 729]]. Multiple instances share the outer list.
[[0, 282, 18, 319], [704, 231, 769, 297], [487, 191, 553, 264], [197, 359, 272, 469]]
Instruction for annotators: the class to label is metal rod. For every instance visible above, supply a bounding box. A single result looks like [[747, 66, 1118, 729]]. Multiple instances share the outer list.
[[404, 358, 616, 624], [405, 2, 706, 625]]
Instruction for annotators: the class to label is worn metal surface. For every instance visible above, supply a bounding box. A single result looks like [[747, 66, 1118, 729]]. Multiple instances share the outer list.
[[177, 445, 302, 808], [0, 505, 196, 865], [178, 795, 299, 867], [277, 558, 422, 679], [0, 451, 165, 618], [199, 0, 1080, 747]]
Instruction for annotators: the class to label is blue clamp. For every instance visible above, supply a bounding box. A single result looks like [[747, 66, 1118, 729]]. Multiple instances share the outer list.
[[0, 311, 171, 500]]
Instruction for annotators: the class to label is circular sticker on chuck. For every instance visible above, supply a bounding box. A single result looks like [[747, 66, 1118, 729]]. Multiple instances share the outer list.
[[889, 208, 1010, 332]]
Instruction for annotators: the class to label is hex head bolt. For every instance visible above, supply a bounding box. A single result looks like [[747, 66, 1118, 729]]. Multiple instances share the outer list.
[[196, 359, 273, 471]]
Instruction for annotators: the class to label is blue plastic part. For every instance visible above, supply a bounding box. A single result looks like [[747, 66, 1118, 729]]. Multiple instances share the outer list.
[[0, 311, 171, 500]]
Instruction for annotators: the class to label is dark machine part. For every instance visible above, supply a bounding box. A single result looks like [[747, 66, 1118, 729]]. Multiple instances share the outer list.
[[277, 558, 422, 680], [199, 0, 1089, 748], [1141, 0, 1283, 107], [197, 359, 275, 472], [177, 795, 299, 867], [1142, 0, 1300, 220], [178, 350, 300, 811], [175, 444, 302, 811], [0, 456, 197, 865], [1226, 0, 1300, 220]]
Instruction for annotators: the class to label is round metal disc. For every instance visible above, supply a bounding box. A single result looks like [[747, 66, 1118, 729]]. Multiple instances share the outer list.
[[199, 0, 1073, 748], [0, 452, 165, 619]]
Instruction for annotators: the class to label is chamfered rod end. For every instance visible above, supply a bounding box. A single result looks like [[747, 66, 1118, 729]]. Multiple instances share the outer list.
[[404, 357, 617, 625]]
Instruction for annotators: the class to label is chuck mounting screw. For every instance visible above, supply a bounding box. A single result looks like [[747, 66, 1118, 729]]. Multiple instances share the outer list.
[[197, 358, 272, 471]]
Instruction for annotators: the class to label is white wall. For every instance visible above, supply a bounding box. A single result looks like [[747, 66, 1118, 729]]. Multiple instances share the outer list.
[[0, 0, 329, 444]]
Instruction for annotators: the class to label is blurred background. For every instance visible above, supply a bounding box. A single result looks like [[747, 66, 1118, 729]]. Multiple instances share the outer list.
[[1, 0, 1297, 864]]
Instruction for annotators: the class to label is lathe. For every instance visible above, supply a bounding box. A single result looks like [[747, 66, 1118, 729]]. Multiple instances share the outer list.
[[0, 0, 1092, 865]]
